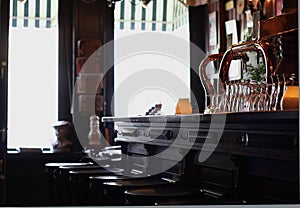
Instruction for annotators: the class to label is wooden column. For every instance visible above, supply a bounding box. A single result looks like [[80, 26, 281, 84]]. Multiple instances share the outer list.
[[275, 0, 298, 75]]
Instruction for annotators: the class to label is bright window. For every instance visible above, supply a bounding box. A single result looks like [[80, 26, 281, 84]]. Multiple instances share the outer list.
[[7, 0, 58, 148], [114, 1, 190, 117]]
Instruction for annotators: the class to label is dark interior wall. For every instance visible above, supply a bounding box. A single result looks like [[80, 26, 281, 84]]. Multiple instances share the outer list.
[[58, 0, 115, 121], [0, 0, 10, 205], [0, 0, 9, 128], [72, 0, 104, 148], [101, 1, 115, 144], [58, 0, 115, 146], [189, 5, 207, 113], [58, 0, 73, 122]]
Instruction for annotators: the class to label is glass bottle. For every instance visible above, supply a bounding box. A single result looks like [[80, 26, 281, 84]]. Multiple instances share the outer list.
[[88, 114, 101, 145], [85, 114, 102, 157]]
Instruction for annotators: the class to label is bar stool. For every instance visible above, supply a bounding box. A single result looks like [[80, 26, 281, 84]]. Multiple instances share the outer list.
[[68, 167, 124, 205], [45, 162, 93, 205], [102, 177, 170, 205], [155, 194, 246, 205], [58, 164, 104, 205], [154, 194, 215, 205], [124, 185, 195, 205], [123, 180, 246, 205], [89, 175, 132, 205]]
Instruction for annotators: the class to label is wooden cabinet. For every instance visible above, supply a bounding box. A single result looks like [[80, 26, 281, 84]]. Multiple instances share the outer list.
[[103, 111, 299, 204]]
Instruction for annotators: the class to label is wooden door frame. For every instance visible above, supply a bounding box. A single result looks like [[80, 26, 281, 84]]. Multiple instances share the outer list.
[[0, 0, 9, 205]]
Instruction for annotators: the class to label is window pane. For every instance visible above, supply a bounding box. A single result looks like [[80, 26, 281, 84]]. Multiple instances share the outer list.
[[7, 27, 58, 148], [114, 25, 190, 117]]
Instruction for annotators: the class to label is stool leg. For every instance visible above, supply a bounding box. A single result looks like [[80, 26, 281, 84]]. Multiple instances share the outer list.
[[89, 181, 106, 205], [103, 187, 126, 205]]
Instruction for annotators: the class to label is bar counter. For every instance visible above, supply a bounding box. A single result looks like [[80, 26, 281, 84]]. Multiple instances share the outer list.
[[103, 110, 298, 159], [102, 110, 299, 204]]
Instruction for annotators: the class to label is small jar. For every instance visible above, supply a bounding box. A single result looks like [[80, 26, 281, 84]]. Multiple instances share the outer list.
[[175, 98, 192, 114]]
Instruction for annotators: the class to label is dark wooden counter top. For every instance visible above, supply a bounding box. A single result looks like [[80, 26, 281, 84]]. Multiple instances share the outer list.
[[103, 110, 299, 133], [103, 110, 299, 161], [102, 110, 299, 124]]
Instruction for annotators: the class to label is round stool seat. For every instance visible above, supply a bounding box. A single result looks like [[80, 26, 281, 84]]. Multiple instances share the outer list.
[[45, 162, 93, 168], [89, 175, 133, 205], [59, 164, 105, 172], [102, 178, 169, 205], [46, 162, 94, 178], [69, 167, 124, 177], [103, 178, 168, 188], [125, 185, 190, 197], [46, 162, 94, 180], [59, 165, 107, 177], [90, 175, 131, 182], [124, 185, 192, 205]]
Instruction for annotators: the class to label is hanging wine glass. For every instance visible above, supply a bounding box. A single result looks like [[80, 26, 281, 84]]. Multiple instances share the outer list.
[[224, 80, 231, 113], [204, 94, 213, 114], [205, 94, 217, 114], [270, 75, 279, 111], [230, 81, 239, 112], [257, 84, 268, 111], [249, 83, 260, 112], [236, 80, 245, 112], [235, 80, 246, 112], [242, 80, 251, 112], [277, 74, 287, 111], [265, 76, 273, 111], [214, 92, 227, 114], [265, 83, 271, 111], [234, 81, 241, 112]]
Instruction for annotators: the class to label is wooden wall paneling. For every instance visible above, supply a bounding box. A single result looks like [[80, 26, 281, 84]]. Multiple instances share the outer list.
[[72, 0, 115, 146], [72, 0, 103, 148], [101, 0, 115, 144], [189, 5, 207, 113], [74, 0, 102, 40]]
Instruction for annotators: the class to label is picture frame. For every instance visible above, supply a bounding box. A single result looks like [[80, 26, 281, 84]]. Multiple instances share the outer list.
[[225, 19, 238, 48], [252, 11, 261, 40], [225, 20, 241, 80], [208, 11, 217, 47], [78, 94, 104, 114]]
